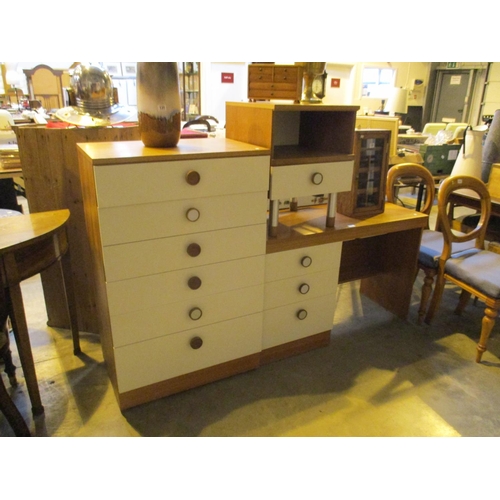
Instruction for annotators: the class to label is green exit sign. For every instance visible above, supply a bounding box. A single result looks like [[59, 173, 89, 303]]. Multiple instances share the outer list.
[[447, 62, 457, 68]]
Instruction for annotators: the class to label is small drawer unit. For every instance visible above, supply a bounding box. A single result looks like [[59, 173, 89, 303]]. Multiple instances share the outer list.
[[78, 139, 271, 410], [248, 64, 303, 103], [225, 102, 359, 237], [263, 242, 342, 353]]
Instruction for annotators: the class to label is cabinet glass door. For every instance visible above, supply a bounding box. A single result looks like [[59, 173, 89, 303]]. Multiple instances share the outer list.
[[356, 137, 385, 208]]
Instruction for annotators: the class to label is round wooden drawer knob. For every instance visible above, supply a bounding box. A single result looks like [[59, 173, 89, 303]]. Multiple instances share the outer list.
[[298, 283, 310, 295], [311, 172, 324, 185], [190, 336, 203, 349], [297, 309, 308, 320], [186, 170, 201, 186], [186, 208, 200, 222], [188, 276, 202, 290], [189, 307, 203, 321], [187, 243, 201, 257], [301, 256, 312, 268]]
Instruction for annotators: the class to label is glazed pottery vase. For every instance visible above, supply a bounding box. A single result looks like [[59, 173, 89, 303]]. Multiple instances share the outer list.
[[136, 62, 181, 148], [450, 126, 485, 197]]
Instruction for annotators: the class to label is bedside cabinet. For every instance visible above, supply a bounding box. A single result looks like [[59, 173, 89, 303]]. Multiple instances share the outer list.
[[78, 139, 270, 410], [337, 129, 391, 218], [248, 64, 303, 103]]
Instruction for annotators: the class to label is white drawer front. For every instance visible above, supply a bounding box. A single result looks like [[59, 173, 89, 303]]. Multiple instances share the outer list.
[[262, 294, 336, 349], [264, 269, 337, 310], [94, 156, 270, 208], [103, 223, 266, 282], [110, 284, 264, 347], [99, 191, 268, 246], [107, 255, 265, 316], [114, 313, 263, 393], [269, 161, 354, 199], [265, 242, 342, 282]]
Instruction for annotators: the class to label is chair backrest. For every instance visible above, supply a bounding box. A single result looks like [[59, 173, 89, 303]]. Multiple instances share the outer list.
[[436, 175, 491, 261], [445, 122, 469, 133], [422, 123, 446, 135], [386, 163, 436, 219], [452, 125, 467, 140], [0, 110, 14, 130]]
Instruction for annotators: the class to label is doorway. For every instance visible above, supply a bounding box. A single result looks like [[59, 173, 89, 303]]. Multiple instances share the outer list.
[[430, 69, 476, 123]]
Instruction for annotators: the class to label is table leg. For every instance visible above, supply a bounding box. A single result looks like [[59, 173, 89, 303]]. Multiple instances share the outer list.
[[7, 284, 44, 416], [60, 247, 81, 355], [0, 373, 30, 436]]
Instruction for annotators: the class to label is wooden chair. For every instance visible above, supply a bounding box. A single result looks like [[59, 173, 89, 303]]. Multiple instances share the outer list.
[[387, 163, 437, 322], [386, 163, 476, 323], [23, 64, 67, 110], [424, 175, 500, 362]]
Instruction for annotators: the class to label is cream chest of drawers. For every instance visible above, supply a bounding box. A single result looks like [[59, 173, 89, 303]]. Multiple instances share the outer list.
[[78, 139, 270, 410]]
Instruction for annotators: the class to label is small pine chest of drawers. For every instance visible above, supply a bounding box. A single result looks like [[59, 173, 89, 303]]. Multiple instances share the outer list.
[[248, 64, 303, 102], [78, 138, 270, 410]]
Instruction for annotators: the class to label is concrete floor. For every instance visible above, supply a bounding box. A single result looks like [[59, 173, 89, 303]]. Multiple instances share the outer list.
[[2, 193, 500, 438]]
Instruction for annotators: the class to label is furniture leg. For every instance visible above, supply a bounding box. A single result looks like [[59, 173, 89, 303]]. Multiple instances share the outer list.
[[476, 305, 498, 363], [419, 270, 436, 324], [455, 289, 472, 316], [268, 199, 279, 237], [0, 372, 30, 436], [7, 284, 44, 416], [326, 193, 336, 227], [60, 248, 81, 355], [424, 272, 446, 325]]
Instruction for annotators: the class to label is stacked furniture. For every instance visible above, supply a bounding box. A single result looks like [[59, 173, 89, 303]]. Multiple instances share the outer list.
[[78, 103, 427, 410]]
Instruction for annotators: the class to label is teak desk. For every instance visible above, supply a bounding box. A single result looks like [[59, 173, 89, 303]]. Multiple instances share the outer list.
[[267, 202, 427, 320]]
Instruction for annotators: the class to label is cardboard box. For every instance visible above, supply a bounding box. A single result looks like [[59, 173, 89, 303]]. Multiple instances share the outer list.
[[419, 144, 461, 175]]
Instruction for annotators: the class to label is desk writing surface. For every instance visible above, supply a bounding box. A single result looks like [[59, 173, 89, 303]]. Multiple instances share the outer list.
[[266, 202, 428, 253]]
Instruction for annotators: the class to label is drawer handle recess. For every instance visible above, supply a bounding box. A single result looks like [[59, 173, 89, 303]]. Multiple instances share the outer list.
[[297, 309, 308, 320], [301, 256, 312, 268], [298, 283, 310, 295], [186, 208, 200, 222], [311, 172, 324, 185], [188, 276, 202, 290], [189, 307, 203, 321], [186, 170, 201, 186], [187, 243, 201, 257], [190, 336, 203, 349]]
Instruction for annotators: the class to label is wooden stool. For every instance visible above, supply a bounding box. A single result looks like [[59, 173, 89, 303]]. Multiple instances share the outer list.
[[0, 209, 80, 416]]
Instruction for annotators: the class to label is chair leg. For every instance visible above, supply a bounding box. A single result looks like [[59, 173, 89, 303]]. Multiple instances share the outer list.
[[425, 272, 446, 325], [455, 290, 471, 316], [476, 306, 498, 363], [418, 269, 436, 324]]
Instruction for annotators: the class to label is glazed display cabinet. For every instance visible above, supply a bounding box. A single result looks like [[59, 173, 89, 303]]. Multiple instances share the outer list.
[[337, 129, 391, 218]]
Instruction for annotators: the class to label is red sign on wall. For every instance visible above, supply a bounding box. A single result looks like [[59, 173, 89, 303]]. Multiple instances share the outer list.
[[331, 78, 341, 88], [221, 73, 234, 83]]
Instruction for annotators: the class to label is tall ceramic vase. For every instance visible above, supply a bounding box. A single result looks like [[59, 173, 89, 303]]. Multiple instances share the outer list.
[[136, 62, 181, 148], [450, 126, 485, 197]]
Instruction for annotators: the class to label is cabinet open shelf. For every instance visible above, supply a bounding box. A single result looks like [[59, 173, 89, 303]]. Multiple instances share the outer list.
[[226, 102, 359, 166]]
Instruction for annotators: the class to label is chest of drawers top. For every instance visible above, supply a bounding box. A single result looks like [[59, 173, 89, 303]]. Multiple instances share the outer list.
[[77, 137, 269, 166]]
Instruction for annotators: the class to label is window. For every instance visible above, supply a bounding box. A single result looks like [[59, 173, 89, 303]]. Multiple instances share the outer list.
[[362, 67, 395, 98]]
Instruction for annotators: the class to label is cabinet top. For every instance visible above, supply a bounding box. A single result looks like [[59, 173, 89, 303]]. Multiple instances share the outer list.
[[77, 138, 270, 165], [226, 101, 360, 113]]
